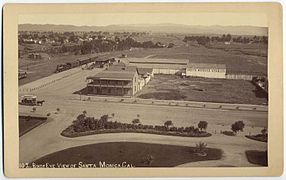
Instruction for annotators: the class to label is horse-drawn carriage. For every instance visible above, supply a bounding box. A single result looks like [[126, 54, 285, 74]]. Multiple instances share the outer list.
[[19, 95, 45, 106]]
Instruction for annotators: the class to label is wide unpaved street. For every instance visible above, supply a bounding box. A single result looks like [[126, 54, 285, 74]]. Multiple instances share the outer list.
[[19, 68, 268, 167]]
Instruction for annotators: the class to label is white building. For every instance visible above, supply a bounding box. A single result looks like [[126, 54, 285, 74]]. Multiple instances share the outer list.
[[186, 63, 226, 79]]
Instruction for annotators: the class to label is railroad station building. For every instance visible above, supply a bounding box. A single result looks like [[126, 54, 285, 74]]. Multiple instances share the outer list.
[[186, 63, 227, 79]]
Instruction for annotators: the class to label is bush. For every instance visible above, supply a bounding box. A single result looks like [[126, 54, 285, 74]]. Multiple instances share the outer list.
[[62, 113, 212, 138], [46, 113, 51, 116], [132, 118, 140, 125], [222, 131, 236, 136]]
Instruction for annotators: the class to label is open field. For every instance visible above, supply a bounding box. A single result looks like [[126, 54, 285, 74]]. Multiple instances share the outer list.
[[136, 75, 268, 105], [33, 142, 222, 167], [207, 42, 268, 58], [151, 45, 267, 74]]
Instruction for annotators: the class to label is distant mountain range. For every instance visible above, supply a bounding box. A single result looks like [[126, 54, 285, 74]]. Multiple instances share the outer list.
[[18, 23, 268, 36]]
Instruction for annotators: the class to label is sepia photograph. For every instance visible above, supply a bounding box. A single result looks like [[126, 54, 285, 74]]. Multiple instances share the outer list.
[[2, 2, 283, 178]]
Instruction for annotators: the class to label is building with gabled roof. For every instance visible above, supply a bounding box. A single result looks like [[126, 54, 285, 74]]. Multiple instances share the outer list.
[[186, 63, 227, 79], [86, 64, 140, 96]]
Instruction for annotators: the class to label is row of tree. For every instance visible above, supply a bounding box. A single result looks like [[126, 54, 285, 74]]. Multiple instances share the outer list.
[[48, 37, 171, 55], [183, 34, 268, 45]]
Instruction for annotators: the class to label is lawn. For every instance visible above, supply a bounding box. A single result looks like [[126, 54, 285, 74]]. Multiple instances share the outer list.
[[137, 75, 268, 105], [19, 115, 47, 136], [245, 150, 268, 166], [33, 142, 222, 167]]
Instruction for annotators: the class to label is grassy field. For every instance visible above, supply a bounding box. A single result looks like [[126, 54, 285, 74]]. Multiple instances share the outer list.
[[19, 116, 47, 136], [207, 42, 268, 57], [151, 45, 267, 74], [33, 142, 222, 167], [137, 75, 268, 105], [245, 150, 268, 166]]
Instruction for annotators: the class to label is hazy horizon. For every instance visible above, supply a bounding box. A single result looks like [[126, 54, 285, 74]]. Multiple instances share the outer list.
[[18, 23, 267, 28], [19, 13, 268, 27]]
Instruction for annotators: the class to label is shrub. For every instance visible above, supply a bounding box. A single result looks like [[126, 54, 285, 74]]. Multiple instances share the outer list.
[[32, 107, 36, 112], [132, 118, 140, 125], [261, 127, 267, 136], [46, 113, 51, 116], [169, 127, 177, 131], [56, 108, 60, 112], [222, 131, 235, 136]]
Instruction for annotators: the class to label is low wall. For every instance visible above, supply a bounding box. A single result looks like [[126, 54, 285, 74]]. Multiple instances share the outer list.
[[226, 74, 254, 80]]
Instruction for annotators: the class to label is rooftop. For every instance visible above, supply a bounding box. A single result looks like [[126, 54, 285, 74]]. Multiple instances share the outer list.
[[108, 63, 137, 72], [124, 58, 189, 65], [87, 70, 136, 81], [137, 68, 153, 75], [187, 63, 226, 69]]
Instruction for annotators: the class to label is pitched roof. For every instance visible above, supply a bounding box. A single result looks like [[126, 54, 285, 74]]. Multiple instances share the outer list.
[[124, 58, 189, 65], [187, 63, 226, 69], [87, 70, 136, 81], [137, 68, 153, 75], [108, 64, 137, 72]]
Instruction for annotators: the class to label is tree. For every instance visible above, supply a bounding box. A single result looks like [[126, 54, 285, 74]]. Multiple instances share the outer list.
[[198, 121, 208, 132], [83, 110, 87, 115], [231, 121, 245, 135], [164, 120, 173, 129]]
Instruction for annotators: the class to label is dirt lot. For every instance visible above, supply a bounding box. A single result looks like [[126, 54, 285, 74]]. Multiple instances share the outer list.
[[137, 75, 268, 105]]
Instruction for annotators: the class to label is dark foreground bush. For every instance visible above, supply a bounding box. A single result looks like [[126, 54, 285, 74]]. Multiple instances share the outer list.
[[245, 150, 268, 166]]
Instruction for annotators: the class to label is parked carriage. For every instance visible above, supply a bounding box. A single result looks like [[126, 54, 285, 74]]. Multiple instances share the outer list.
[[18, 71, 27, 79], [20, 95, 45, 106]]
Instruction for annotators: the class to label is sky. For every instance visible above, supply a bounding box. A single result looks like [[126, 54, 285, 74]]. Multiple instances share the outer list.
[[19, 13, 268, 27]]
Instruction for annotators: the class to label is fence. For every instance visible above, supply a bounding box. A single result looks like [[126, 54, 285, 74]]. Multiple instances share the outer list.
[[19, 68, 82, 93]]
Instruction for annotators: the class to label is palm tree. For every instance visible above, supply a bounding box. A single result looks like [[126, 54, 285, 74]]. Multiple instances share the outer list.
[[195, 142, 207, 156]]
